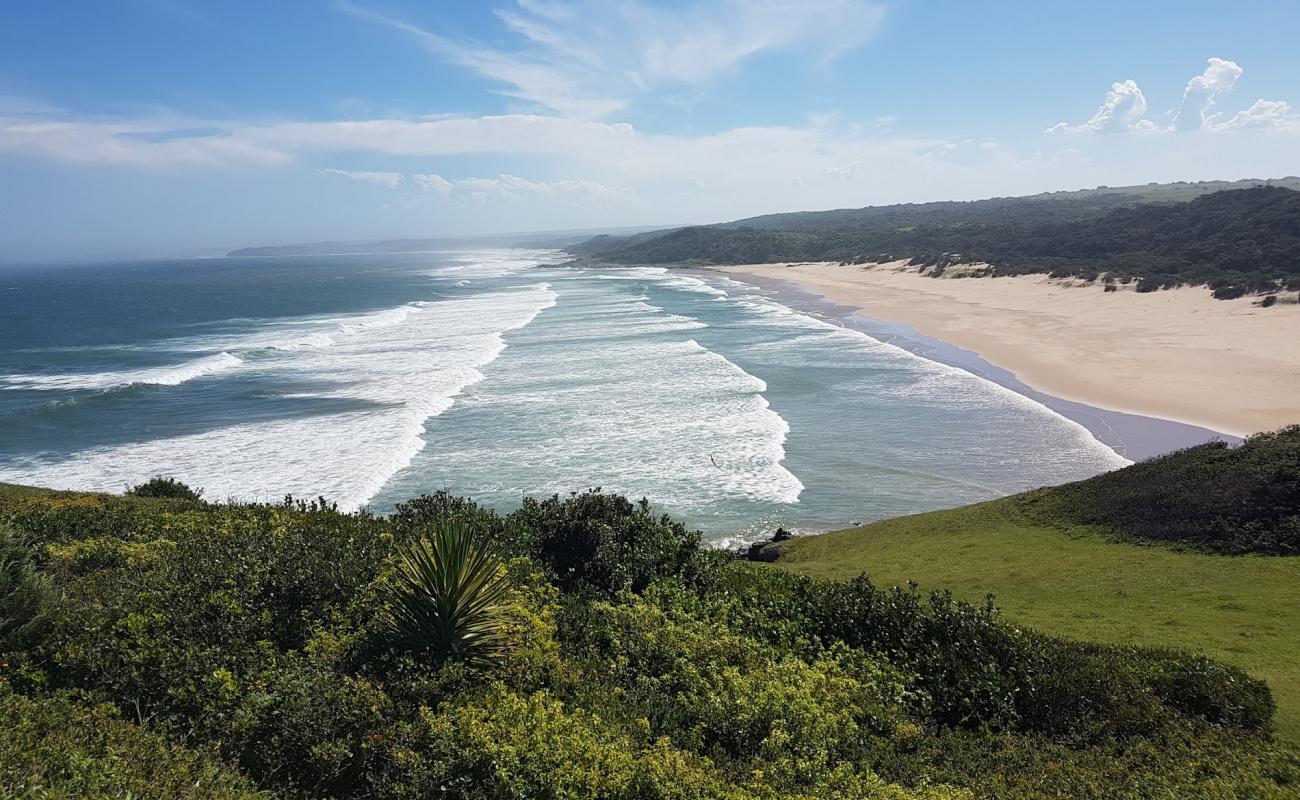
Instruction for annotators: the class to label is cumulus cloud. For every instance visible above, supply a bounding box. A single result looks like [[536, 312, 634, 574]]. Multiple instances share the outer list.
[[1047, 80, 1156, 133], [1051, 58, 1299, 135], [321, 168, 403, 188], [1174, 57, 1243, 131], [1214, 99, 1300, 132], [340, 0, 887, 119], [411, 173, 453, 192]]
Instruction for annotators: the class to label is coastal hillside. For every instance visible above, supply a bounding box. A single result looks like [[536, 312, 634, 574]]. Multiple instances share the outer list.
[[1023, 425, 1300, 555], [773, 427, 1300, 739], [4, 481, 1299, 798], [573, 180, 1300, 298]]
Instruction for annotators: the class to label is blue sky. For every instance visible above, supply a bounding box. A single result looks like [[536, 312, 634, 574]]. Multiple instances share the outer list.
[[2, 0, 1298, 261]]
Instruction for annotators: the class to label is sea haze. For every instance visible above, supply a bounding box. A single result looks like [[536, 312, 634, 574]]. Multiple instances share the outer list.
[[0, 250, 1128, 545]]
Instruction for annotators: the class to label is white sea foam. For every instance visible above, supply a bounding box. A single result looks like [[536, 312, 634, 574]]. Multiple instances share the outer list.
[[1, 253, 1134, 540], [381, 276, 804, 512], [1, 351, 244, 391], [723, 286, 1132, 475], [0, 283, 558, 510]]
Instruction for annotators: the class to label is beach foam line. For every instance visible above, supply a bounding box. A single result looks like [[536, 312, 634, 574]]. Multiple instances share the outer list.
[[722, 279, 1134, 473], [1, 351, 244, 392]]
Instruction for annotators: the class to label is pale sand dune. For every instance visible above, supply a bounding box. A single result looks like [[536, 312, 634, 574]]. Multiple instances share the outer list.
[[718, 262, 1300, 437]]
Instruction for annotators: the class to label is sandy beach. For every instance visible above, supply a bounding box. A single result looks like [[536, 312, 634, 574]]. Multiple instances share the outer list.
[[718, 262, 1300, 437]]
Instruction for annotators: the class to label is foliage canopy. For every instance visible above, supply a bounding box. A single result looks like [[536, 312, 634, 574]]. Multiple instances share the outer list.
[[0, 481, 1297, 799]]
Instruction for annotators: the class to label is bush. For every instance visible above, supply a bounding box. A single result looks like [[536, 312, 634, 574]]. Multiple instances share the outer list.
[[0, 689, 265, 800], [1022, 426, 1300, 554], [506, 491, 706, 594], [1, 484, 1294, 799], [0, 524, 59, 653], [558, 596, 912, 782], [372, 683, 962, 800], [126, 475, 204, 502]]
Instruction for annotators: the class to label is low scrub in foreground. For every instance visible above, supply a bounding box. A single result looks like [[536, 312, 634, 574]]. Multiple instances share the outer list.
[[1, 484, 1298, 799]]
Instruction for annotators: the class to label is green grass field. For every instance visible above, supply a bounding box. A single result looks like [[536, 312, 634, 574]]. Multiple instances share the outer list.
[[775, 497, 1300, 741]]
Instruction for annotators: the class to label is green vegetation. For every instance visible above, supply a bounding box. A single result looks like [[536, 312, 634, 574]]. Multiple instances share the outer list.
[[774, 431, 1300, 741], [127, 474, 205, 501], [0, 525, 58, 653], [1025, 426, 1300, 555], [1, 690, 268, 800], [1, 481, 1298, 798], [379, 521, 512, 666], [573, 183, 1300, 298]]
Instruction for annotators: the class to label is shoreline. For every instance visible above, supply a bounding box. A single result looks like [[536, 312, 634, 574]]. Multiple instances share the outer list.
[[701, 264, 1281, 461]]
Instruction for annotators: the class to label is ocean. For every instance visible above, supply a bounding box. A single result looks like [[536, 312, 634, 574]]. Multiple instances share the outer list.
[[0, 249, 1130, 546]]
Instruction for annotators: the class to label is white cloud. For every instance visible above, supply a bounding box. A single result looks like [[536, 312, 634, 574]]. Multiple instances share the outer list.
[[407, 172, 617, 201], [451, 173, 614, 197], [411, 173, 453, 193], [1174, 57, 1243, 131], [1213, 99, 1300, 133], [321, 168, 403, 188], [326, 168, 619, 203], [825, 160, 864, 180], [3, 92, 1297, 239], [0, 115, 289, 167], [1047, 79, 1156, 133], [340, 0, 887, 119], [1052, 58, 1299, 135]]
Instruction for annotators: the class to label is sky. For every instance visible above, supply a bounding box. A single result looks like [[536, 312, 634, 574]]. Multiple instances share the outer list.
[[1, 0, 1298, 262]]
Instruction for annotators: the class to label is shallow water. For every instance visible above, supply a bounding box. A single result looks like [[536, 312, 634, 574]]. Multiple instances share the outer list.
[[0, 249, 1128, 545]]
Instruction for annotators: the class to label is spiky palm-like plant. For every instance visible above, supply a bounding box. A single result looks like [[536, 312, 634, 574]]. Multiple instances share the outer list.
[[380, 522, 511, 666]]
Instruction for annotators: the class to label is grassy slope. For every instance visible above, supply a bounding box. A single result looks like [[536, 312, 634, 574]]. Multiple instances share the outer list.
[[774, 497, 1300, 740]]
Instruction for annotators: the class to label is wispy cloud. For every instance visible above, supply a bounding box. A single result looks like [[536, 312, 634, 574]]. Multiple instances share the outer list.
[[1050, 57, 1300, 135], [0, 109, 289, 167], [338, 0, 888, 119], [321, 168, 403, 188], [325, 168, 619, 201]]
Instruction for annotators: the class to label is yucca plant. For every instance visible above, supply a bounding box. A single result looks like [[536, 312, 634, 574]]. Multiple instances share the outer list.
[[379, 522, 511, 666]]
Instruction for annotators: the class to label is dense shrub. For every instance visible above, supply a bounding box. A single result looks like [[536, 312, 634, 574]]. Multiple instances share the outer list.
[[1, 484, 1295, 799], [372, 682, 968, 800], [126, 475, 204, 501], [558, 596, 913, 783], [506, 490, 708, 593], [1022, 426, 1300, 554], [0, 689, 265, 800], [0, 524, 59, 653]]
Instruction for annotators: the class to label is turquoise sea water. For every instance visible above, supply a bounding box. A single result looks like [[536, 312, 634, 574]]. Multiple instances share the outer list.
[[0, 249, 1129, 545]]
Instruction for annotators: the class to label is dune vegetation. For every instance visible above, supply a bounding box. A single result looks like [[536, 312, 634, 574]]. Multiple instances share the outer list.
[[2, 469, 1299, 799]]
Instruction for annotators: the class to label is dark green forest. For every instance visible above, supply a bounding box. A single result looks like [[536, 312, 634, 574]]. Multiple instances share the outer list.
[[4, 451, 1300, 799], [572, 184, 1300, 298]]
